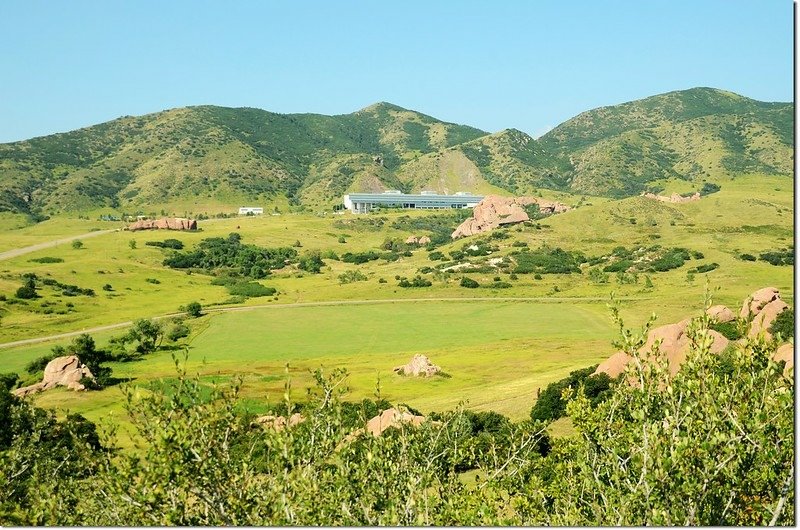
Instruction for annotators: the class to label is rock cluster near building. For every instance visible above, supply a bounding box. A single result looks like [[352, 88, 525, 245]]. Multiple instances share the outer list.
[[394, 354, 441, 377], [13, 355, 94, 397], [451, 195, 569, 239], [642, 192, 700, 203], [126, 218, 197, 231], [593, 287, 793, 380]]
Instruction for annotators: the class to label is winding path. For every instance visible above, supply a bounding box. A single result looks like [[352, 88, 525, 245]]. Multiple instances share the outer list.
[[0, 295, 640, 350], [0, 229, 117, 261]]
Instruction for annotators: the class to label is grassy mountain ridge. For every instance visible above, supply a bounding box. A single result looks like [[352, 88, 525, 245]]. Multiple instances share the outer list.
[[0, 88, 791, 214]]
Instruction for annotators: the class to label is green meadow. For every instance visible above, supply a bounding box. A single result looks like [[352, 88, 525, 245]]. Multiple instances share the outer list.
[[0, 173, 792, 441]]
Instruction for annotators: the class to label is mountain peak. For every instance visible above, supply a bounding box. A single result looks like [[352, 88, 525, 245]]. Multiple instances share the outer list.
[[356, 102, 408, 113]]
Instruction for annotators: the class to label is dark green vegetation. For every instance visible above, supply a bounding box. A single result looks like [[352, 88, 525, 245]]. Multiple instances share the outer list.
[[769, 307, 794, 340], [529, 365, 613, 422], [0, 88, 791, 214], [0, 309, 793, 525], [163, 233, 297, 279]]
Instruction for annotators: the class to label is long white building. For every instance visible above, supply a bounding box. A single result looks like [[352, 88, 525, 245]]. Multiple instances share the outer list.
[[343, 191, 483, 214]]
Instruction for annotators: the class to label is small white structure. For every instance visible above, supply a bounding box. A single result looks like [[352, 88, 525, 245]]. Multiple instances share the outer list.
[[238, 207, 264, 215]]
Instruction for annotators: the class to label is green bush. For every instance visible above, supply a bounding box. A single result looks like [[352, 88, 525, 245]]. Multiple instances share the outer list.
[[185, 301, 202, 318], [709, 320, 743, 340], [145, 239, 184, 250], [769, 307, 794, 340], [227, 282, 276, 298], [338, 270, 367, 284], [739, 253, 757, 261], [459, 277, 479, 288], [398, 276, 432, 288], [298, 251, 324, 274], [530, 365, 611, 422], [28, 256, 63, 264]]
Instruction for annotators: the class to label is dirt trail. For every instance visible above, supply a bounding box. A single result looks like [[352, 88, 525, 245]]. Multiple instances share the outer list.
[[0, 296, 642, 350], [0, 229, 116, 261]]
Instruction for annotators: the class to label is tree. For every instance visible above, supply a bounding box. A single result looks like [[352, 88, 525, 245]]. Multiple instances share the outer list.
[[125, 319, 163, 354], [297, 251, 324, 274], [129, 240, 137, 249], [185, 301, 202, 318], [71, 240, 83, 250]]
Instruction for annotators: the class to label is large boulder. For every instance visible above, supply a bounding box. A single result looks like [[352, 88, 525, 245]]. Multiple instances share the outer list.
[[741, 287, 788, 339], [254, 413, 305, 431], [594, 318, 729, 378], [773, 343, 794, 376], [706, 305, 736, 323], [364, 408, 427, 437], [451, 195, 569, 238], [127, 218, 197, 231], [394, 354, 441, 377], [13, 355, 94, 397]]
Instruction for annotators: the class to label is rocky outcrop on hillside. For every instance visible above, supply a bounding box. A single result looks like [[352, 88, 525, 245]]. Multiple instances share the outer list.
[[642, 192, 700, 203], [404, 235, 432, 245], [394, 354, 441, 377], [365, 408, 428, 436], [594, 287, 793, 380], [13, 355, 94, 397], [741, 287, 788, 340], [451, 195, 569, 238], [126, 218, 197, 231], [594, 318, 730, 379]]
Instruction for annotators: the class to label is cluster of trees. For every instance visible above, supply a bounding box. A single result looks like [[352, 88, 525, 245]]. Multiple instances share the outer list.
[[163, 233, 297, 279], [14, 273, 96, 300], [0, 303, 793, 525]]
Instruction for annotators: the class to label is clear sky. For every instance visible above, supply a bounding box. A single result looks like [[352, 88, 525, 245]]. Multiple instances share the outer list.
[[0, 0, 792, 143]]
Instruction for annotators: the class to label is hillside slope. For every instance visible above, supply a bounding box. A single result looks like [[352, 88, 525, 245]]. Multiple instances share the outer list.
[[0, 88, 791, 214]]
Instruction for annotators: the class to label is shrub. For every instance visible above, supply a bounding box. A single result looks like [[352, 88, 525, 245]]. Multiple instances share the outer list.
[[71, 240, 83, 250], [102, 284, 113, 291], [739, 253, 757, 261], [15, 285, 37, 299], [709, 320, 743, 340], [185, 301, 202, 318], [145, 239, 184, 250], [167, 321, 191, 341], [298, 251, 325, 274], [398, 276, 432, 288], [769, 307, 794, 340], [460, 277, 479, 288], [530, 365, 610, 422], [29, 256, 63, 263], [227, 282, 276, 298], [689, 263, 719, 274], [145, 278, 161, 284], [338, 270, 367, 284]]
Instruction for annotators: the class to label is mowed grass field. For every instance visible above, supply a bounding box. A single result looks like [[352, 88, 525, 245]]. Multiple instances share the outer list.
[[0, 173, 792, 442]]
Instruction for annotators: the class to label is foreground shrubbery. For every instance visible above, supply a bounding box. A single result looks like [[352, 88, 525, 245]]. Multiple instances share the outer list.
[[0, 300, 793, 525]]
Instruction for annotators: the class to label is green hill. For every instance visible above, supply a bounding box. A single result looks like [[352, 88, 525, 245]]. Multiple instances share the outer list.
[[0, 88, 792, 214]]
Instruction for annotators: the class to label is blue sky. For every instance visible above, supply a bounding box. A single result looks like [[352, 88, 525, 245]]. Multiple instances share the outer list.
[[0, 0, 792, 143]]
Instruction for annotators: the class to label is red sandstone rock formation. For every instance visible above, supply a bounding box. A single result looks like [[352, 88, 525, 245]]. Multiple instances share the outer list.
[[451, 195, 569, 238], [127, 218, 197, 231]]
